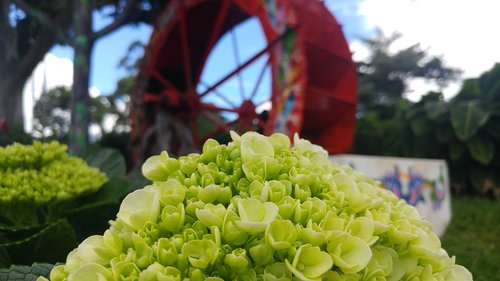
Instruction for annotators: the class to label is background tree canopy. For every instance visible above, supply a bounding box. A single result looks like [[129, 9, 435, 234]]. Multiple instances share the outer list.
[[356, 31, 460, 118], [0, 0, 169, 154]]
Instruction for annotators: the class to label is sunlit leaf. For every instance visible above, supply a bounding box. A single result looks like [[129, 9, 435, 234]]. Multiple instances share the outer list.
[[450, 101, 490, 141], [466, 135, 495, 165]]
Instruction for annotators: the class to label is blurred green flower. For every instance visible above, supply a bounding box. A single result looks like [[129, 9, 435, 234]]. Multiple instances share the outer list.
[[0, 141, 107, 225]]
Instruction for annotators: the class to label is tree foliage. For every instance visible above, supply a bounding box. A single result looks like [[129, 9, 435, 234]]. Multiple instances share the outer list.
[[0, 0, 73, 128], [353, 62, 500, 198], [33, 77, 133, 141], [356, 31, 460, 118], [1, 0, 168, 154]]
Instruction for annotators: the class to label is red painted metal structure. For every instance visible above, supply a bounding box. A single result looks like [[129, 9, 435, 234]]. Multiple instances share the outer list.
[[131, 0, 356, 158]]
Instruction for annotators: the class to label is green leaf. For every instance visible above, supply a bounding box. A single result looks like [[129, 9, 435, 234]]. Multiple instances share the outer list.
[[466, 135, 495, 165], [450, 101, 491, 141], [425, 99, 448, 121], [484, 118, 500, 140], [0, 247, 10, 268], [70, 179, 129, 211], [409, 117, 431, 136], [449, 141, 466, 161], [0, 220, 76, 267], [65, 179, 129, 241], [435, 125, 454, 143], [85, 147, 126, 179], [0, 263, 54, 281]]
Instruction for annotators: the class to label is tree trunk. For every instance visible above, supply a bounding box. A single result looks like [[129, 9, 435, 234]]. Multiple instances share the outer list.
[[69, 0, 93, 155], [0, 79, 25, 129], [0, 0, 59, 129]]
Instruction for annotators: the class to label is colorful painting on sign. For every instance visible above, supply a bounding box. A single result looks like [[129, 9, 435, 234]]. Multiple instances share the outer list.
[[380, 166, 446, 210]]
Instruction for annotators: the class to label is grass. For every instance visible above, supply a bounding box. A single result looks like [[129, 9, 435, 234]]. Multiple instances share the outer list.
[[440, 196, 500, 281]]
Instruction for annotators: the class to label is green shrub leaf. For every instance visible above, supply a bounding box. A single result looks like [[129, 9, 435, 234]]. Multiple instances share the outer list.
[[466, 135, 495, 165], [425, 100, 448, 121], [0, 263, 54, 281], [0, 220, 76, 267], [450, 101, 490, 141], [85, 147, 126, 179]]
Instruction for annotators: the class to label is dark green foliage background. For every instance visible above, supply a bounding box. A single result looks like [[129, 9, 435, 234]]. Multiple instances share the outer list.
[[353, 63, 500, 198]]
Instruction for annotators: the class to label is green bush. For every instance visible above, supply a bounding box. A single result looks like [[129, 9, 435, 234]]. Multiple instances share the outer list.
[[0, 142, 131, 267], [353, 63, 500, 198]]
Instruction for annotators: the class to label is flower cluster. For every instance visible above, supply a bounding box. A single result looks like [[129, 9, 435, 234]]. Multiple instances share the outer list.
[[0, 141, 107, 224], [42, 132, 472, 280]]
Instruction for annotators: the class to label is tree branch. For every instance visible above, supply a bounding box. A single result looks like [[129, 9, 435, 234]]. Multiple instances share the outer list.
[[11, 0, 71, 44], [6, 27, 55, 91], [92, 0, 137, 40], [0, 0, 18, 70]]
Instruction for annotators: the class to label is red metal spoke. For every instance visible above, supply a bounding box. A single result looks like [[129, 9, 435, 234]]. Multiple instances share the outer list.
[[151, 69, 183, 99], [201, 103, 240, 113], [249, 56, 271, 101], [200, 31, 289, 98], [195, 0, 231, 81], [199, 81, 238, 109], [179, 9, 193, 92], [143, 92, 163, 103], [230, 29, 246, 100]]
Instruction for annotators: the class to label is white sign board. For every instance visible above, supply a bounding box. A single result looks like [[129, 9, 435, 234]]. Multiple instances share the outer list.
[[330, 154, 451, 236]]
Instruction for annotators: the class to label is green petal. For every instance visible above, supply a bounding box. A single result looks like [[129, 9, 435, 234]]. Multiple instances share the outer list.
[[157, 179, 186, 206], [195, 203, 227, 229], [181, 239, 219, 269], [117, 188, 160, 231], [266, 219, 297, 249], [235, 198, 279, 234], [161, 203, 185, 233], [264, 262, 292, 281], [67, 263, 113, 281], [142, 151, 179, 181], [240, 132, 275, 162], [327, 231, 372, 274], [286, 245, 332, 280], [444, 265, 473, 281]]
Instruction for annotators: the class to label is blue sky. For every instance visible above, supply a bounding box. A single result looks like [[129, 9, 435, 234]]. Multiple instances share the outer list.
[[46, 0, 500, 101], [49, 0, 377, 96]]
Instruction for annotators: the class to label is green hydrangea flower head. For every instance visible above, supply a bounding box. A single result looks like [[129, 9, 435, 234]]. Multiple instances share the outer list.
[[0, 141, 108, 225], [40, 133, 472, 280]]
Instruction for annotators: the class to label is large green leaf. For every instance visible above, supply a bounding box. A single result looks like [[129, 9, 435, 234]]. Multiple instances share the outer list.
[[0, 263, 54, 281], [466, 135, 495, 165], [425, 99, 448, 121], [450, 101, 491, 141], [435, 125, 454, 143], [484, 118, 500, 140], [85, 147, 126, 179], [65, 179, 129, 241], [449, 141, 466, 161], [0, 220, 76, 267], [409, 117, 431, 136]]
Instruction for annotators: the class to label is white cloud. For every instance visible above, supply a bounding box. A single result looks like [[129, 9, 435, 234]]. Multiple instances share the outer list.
[[357, 0, 500, 79], [349, 40, 371, 62], [23, 54, 108, 133], [89, 86, 101, 98], [23, 53, 73, 131], [332, 0, 500, 101]]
